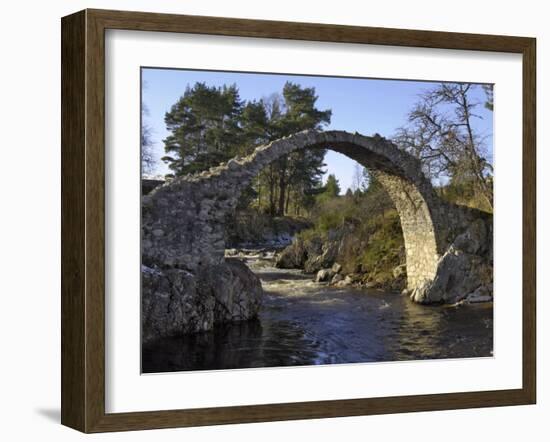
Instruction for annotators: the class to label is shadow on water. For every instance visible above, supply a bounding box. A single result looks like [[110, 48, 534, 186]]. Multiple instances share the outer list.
[[142, 259, 493, 374], [142, 318, 323, 373]]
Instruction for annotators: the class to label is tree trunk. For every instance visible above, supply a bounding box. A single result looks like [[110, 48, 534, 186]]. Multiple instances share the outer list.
[[257, 176, 261, 207], [277, 158, 287, 216], [268, 166, 276, 216], [285, 188, 291, 214], [278, 174, 286, 216]]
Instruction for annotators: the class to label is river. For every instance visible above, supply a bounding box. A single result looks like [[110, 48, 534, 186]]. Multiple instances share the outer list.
[[142, 253, 493, 373]]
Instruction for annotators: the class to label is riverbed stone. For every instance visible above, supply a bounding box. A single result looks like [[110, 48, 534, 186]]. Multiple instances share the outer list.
[[275, 237, 308, 269], [331, 273, 344, 284], [316, 268, 333, 282], [465, 285, 493, 303], [335, 275, 355, 287], [304, 241, 338, 273]]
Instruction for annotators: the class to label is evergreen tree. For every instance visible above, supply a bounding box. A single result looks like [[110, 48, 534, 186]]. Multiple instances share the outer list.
[[161, 80, 331, 217], [162, 82, 243, 175], [240, 100, 270, 149], [268, 82, 331, 215], [324, 174, 341, 197]]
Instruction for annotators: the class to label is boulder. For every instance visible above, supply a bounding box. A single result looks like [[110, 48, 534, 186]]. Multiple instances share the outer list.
[[410, 247, 492, 304], [410, 218, 493, 305], [141, 259, 263, 344], [347, 273, 362, 283], [331, 262, 342, 274], [142, 266, 208, 344], [452, 218, 488, 255], [208, 259, 263, 323], [465, 285, 493, 303], [304, 241, 338, 273], [275, 238, 307, 268], [315, 268, 333, 282], [331, 273, 344, 284], [334, 275, 355, 287]]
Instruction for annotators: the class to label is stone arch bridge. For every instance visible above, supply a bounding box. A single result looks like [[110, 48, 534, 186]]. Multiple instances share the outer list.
[[142, 130, 492, 342]]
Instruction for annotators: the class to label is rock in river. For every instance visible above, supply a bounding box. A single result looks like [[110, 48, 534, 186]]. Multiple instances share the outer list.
[[331, 273, 344, 284], [409, 219, 493, 305], [142, 259, 263, 344], [316, 268, 333, 282]]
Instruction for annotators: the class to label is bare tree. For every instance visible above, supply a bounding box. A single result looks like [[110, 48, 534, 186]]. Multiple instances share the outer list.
[[141, 101, 156, 176], [394, 83, 493, 209], [351, 163, 365, 192]]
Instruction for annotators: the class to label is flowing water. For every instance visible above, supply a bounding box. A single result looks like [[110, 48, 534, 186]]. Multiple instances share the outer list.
[[142, 254, 493, 373]]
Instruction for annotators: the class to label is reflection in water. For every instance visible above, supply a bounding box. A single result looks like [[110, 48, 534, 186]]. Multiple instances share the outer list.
[[142, 258, 493, 373]]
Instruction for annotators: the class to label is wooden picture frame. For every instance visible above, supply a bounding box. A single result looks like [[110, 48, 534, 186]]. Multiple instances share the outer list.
[[61, 8, 536, 433]]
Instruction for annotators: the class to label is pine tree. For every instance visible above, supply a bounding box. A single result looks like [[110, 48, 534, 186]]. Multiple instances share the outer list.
[[269, 82, 331, 215], [162, 82, 243, 176], [161, 80, 332, 217], [324, 174, 341, 197]]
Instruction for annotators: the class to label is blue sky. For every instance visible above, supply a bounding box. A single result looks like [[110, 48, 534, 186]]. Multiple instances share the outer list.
[[142, 68, 493, 192]]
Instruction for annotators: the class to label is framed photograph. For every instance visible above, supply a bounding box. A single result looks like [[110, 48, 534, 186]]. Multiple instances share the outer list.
[[61, 9, 536, 433]]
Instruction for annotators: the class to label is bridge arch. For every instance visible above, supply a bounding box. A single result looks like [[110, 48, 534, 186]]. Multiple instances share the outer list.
[[142, 130, 463, 292]]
